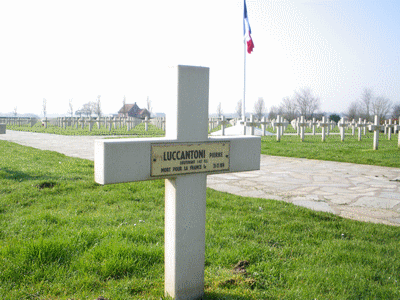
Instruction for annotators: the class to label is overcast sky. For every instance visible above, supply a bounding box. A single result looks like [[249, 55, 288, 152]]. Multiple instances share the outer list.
[[1, 0, 399, 116]]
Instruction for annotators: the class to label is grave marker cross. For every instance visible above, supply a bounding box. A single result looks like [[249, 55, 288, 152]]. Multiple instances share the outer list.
[[355, 118, 367, 141], [309, 117, 318, 135], [240, 114, 258, 135], [219, 115, 229, 136], [143, 116, 151, 131], [368, 115, 383, 150], [272, 115, 284, 141], [318, 116, 330, 142], [385, 119, 394, 140], [298, 116, 308, 141], [94, 65, 261, 300], [259, 116, 270, 136], [338, 118, 347, 142]]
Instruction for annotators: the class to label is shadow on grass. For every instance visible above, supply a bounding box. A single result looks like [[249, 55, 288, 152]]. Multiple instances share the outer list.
[[0, 167, 61, 182], [203, 292, 254, 299]]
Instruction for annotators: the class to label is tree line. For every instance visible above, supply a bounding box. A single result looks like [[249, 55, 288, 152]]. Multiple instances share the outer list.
[[217, 87, 399, 123], [345, 88, 399, 122]]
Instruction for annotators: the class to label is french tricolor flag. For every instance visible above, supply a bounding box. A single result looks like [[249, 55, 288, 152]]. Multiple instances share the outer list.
[[243, 0, 254, 54]]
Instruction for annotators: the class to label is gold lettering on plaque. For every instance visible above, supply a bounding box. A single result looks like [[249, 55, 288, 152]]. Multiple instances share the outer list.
[[151, 142, 230, 177]]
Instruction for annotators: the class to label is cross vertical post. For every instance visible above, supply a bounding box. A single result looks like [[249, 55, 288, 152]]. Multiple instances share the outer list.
[[318, 116, 329, 142], [369, 115, 382, 150], [310, 117, 317, 135], [356, 118, 363, 141], [298, 116, 307, 142], [338, 118, 346, 142], [385, 119, 394, 140], [163, 66, 209, 300]]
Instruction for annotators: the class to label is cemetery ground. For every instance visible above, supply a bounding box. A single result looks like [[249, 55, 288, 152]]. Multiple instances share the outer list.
[[261, 133, 400, 168], [1, 140, 400, 299], [5, 122, 165, 137]]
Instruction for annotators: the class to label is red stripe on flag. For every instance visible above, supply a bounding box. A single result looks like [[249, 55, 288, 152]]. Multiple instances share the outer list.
[[247, 34, 254, 54]]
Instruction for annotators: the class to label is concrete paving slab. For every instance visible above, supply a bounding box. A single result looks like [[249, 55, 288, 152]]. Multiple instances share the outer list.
[[293, 200, 335, 213], [351, 197, 400, 210]]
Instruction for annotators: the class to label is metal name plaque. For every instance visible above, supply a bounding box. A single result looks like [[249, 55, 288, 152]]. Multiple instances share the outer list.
[[151, 142, 230, 177]]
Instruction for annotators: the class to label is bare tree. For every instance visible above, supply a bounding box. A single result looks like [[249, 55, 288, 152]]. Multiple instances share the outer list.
[[81, 102, 95, 117], [392, 103, 400, 119], [372, 97, 392, 121], [293, 88, 320, 119], [146, 96, 152, 116], [42, 98, 47, 117], [253, 97, 266, 120], [345, 101, 359, 120], [268, 105, 278, 120], [279, 96, 297, 121], [121, 95, 127, 118], [67, 99, 74, 117], [216, 102, 223, 118], [94, 95, 102, 117], [358, 88, 373, 121], [235, 100, 242, 119]]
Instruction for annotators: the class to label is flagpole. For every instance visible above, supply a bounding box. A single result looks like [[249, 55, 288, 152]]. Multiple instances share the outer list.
[[243, 39, 247, 135]]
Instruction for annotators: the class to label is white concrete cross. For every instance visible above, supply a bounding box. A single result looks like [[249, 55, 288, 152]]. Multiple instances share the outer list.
[[87, 117, 95, 132], [396, 119, 400, 148], [259, 116, 270, 136], [355, 118, 367, 141], [272, 115, 284, 141], [106, 117, 112, 132], [338, 118, 347, 142], [126, 117, 132, 131], [318, 116, 330, 142], [142, 116, 151, 132], [385, 119, 394, 140], [383, 120, 387, 134], [219, 115, 229, 136], [208, 118, 217, 132], [94, 65, 261, 300], [41, 117, 49, 129], [309, 117, 318, 135], [363, 119, 367, 135], [368, 115, 383, 150], [79, 117, 85, 129], [350, 119, 356, 136], [298, 116, 308, 141], [240, 114, 258, 135], [282, 118, 289, 135]]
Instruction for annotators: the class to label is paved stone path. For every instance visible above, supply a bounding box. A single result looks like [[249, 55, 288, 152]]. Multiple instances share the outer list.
[[1, 131, 399, 226]]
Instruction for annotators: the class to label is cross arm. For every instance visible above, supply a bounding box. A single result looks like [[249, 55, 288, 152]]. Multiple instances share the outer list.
[[95, 136, 261, 185]]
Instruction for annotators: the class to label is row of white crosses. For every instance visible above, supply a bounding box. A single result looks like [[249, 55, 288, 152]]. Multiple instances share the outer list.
[[2, 117, 38, 127], [272, 115, 289, 141], [47, 116, 154, 132], [275, 115, 400, 149], [95, 66, 261, 300], [292, 117, 336, 135]]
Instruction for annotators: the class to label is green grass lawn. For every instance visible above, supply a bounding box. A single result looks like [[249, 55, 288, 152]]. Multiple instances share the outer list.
[[261, 131, 400, 168], [1, 140, 399, 299], [6, 122, 165, 137]]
